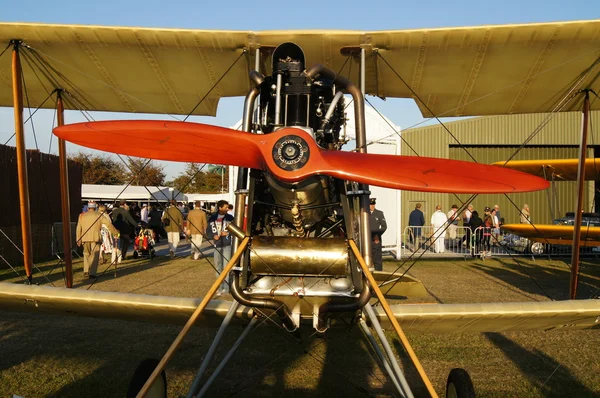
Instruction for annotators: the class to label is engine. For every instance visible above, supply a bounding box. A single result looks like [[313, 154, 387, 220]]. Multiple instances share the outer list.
[[251, 43, 347, 236]]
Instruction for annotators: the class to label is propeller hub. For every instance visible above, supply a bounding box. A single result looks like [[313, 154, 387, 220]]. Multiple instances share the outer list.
[[272, 135, 310, 171]]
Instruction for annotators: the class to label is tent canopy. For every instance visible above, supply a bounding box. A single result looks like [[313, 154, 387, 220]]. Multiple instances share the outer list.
[[82, 184, 184, 202]]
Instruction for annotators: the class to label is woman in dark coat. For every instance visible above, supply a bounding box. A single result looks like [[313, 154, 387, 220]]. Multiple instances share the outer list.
[[468, 211, 484, 256]]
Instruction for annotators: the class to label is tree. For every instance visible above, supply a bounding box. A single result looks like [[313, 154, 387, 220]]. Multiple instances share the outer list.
[[167, 163, 229, 193], [69, 152, 125, 185], [122, 157, 166, 186]]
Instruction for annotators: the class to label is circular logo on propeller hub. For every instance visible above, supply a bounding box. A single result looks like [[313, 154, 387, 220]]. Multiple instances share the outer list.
[[272, 135, 310, 171]]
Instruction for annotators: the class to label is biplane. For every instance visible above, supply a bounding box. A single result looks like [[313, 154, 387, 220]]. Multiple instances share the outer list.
[[493, 158, 600, 250], [1, 19, 600, 397]]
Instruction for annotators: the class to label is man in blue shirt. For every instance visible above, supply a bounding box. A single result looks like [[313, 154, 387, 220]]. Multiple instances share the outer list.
[[206, 200, 234, 296]]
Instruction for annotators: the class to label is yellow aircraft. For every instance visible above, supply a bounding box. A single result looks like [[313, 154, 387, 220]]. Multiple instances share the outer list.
[[493, 158, 600, 250], [1, 20, 600, 398]]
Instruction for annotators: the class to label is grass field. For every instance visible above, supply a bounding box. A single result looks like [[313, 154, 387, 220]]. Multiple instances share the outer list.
[[0, 247, 599, 397]]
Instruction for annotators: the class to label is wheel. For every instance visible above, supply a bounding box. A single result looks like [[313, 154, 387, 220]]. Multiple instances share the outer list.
[[530, 242, 545, 255], [446, 368, 475, 398], [133, 251, 139, 259], [126, 358, 167, 398]]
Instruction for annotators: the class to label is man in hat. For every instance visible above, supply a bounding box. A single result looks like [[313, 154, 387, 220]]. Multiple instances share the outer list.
[[76, 201, 119, 278], [369, 198, 387, 271]]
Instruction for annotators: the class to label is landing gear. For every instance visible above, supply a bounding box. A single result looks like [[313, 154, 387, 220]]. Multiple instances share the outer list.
[[126, 358, 167, 398], [445, 368, 475, 398]]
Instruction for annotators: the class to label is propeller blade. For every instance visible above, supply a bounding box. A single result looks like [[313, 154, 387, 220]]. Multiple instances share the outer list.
[[318, 151, 550, 193], [54, 121, 549, 193], [53, 120, 265, 169]]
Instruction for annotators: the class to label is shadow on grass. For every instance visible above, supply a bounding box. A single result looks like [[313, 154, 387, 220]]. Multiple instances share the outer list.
[[0, 311, 396, 397], [484, 332, 597, 398], [465, 257, 600, 300]]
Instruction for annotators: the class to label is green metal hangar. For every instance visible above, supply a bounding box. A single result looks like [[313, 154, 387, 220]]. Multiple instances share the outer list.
[[399, 111, 600, 228]]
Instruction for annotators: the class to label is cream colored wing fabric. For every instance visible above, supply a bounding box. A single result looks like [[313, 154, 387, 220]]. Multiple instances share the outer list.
[[378, 300, 600, 332], [1, 20, 600, 116], [0, 282, 252, 326]]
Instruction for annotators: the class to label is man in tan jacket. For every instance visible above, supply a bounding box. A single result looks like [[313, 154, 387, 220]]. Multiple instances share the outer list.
[[76, 202, 119, 278], [162, 199, 184, 259], [186, 201, 208, 260]]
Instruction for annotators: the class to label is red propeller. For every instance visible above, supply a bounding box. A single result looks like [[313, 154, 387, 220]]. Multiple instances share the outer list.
[[54, 120, 550, 193]]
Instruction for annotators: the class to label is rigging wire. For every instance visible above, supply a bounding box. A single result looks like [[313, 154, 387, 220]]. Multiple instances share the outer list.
[[183, 50, 246, 122], [374, 52, 477, 163]]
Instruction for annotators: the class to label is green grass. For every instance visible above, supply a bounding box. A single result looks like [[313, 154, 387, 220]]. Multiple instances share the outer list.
[[0, 252, 599, 397]]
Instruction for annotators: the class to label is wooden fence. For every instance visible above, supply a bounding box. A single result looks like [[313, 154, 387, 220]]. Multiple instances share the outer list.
[[0, 144, 82, 267]]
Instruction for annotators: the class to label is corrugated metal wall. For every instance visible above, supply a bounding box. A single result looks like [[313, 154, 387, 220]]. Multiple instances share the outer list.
[[400, 111, 600, 227]]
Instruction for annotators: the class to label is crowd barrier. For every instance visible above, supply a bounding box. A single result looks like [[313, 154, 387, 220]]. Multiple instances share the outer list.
[[51, 222, 81, 260], [400, 225, 595, 259]]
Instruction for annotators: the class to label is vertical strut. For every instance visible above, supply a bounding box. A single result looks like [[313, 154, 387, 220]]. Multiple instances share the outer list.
[[349, 239, 439, 398], [570, 90, 590, 299], [11, 41, 33, 281], [57, 92, 73, 288]]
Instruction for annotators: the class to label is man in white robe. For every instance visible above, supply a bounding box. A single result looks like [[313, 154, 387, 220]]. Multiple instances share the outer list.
[[430, 205, 448, 253]]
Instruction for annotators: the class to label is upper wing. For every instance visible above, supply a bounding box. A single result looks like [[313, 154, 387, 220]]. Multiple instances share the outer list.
[[502, 223, 600, 243], [1, 282, 599, 333], [492, 159, 600, 181], [1, 20, 599, 116]]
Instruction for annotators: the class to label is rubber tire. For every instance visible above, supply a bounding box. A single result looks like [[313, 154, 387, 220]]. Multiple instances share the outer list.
[[126, 358, 167, 398], [132, 251, 139, 259], [446, 368, 475, 398]]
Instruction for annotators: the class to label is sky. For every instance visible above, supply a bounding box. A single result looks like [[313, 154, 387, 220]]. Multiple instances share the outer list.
[[1, 0, 599, 180]]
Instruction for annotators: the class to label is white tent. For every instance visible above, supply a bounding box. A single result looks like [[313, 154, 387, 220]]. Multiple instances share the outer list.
[[82, 184, 185, 202], [345, 105, 403, 258], [230, 104, 403, 257]]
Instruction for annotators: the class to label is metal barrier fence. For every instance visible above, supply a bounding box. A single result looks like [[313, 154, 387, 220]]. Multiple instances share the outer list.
[[400, 226, 593, 259], [51, 222, 81, 260]]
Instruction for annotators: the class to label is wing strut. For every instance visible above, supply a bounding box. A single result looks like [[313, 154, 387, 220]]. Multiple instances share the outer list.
[[348, 240, 439, 398], [135, 236, 250, 398], [570, 90, 591, 299]]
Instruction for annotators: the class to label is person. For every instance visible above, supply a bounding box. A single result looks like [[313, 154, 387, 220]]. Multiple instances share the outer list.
[[490, 207, 501, 243], [520, 204, 531, 224], [129, 202, 141, 223], [446, 204, 461, 245], [148, 205, 166, 242], [162, 199, 184, 259], [187, 200, 208, 260], [482, 215, 493, 257], [98, 204, 117, 265], [468, 210, 484, 256], [76, 201, 118, 278], [140, 204, 149, 224], [408, 203, 425, 246], [494, 204, 502, 225], [369, 198, 387, 271], [111, 200, 138, 263], [227, 204, 235, 217], [207, 200, 234, 296], [461, 204, 474, 246], [430, 205, 448, 253]]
